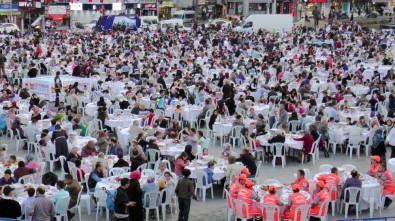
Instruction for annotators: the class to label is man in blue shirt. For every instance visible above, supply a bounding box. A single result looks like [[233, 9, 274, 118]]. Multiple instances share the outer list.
[[88, 162, 105, 192], [203, 161, 214, 185], [21, 188, 36, 217], [52, 180, 70, 214]]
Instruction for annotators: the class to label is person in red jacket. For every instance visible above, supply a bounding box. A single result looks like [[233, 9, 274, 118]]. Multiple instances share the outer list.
[[293, 130, 315, 162], [309, 181, 329, 216], [263, 185, 283, 221], [237, 179, 261, 217], [282, 184, 307, 220], [378, 164, 395, 208], [229, 174, 247, 198], [317, 167, 340, 201], [368, 155, 381, 177]]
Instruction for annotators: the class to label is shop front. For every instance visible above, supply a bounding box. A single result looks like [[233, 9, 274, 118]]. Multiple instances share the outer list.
[[0, 4, 19, 24], [158, 0, 173, 19], [141, 3, 157, 15], [45, 5, 70, 29]]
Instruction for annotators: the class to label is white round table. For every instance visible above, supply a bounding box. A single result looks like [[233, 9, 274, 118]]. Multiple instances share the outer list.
[[388, 158, 395, 174], [105, 114, 141, 128], [184, 164, 225, 181], [257, 134, 304, 151]]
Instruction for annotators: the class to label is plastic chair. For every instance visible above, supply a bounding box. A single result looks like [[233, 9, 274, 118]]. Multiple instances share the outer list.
[[25, 130, 37, 155], [142, 169, 155, 176], [212, 124, 226, 147], [82, 173, 92, 215], [288, 120, 300, 134], [319, 164, 333, 173], [263, 179, 281, 185], [229, 126, 243, 148], [109, 168, 125, 176], [271, 143, 286, 168], [328, 131, 342, 154], [291, 204, 311, 221], [340, 164, 357, 173], [224, 189, 234, 221], [328, 184, 338, 216], [144, 192, 160, 221], [260, 204, 280, 221], [195, 171, 214, 202], [303, 169, 312, 180], [301, 139, 319, 165], [137, 163, 148, 172], [5, 118, 14, 140], [339, 187, 361, 219], [309, 199, 329, 221], [58, 156, 67, 179], [250, 137, 263, 161], [368, 185, 383, 218], [250, 161, 262, 183], [18, 174, 35, 184], [160, 186, 175, 220], [15, 129, 27, 151], [54, 197, 70, 221], [146, 149, 161, 169], [232, 199, 255, 221], [95, 188, 110, 221], [346, 135, 361, 158]]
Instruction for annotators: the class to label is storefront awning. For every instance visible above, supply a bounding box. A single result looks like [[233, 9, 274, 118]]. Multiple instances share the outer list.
[[0, 11, 20, 15], [159, 1, 174, 8], [47, 14, 67, 20]]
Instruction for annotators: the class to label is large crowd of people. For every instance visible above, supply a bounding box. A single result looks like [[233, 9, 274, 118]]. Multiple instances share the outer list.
[[0, 15, 392, 221]]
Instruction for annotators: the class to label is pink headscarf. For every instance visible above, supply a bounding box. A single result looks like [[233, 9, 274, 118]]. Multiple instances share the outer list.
[[130, 170, 141, 180], [32, 105, 40, 113]]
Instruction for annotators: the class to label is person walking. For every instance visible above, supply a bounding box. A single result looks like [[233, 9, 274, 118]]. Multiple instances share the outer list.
[[54, 71, 62, 107], [175, 169, 199, 221], [0, 49, 6, 80], [313, 6, 320, 27]]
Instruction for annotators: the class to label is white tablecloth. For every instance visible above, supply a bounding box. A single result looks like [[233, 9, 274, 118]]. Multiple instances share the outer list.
[[257, 135, 304, 151], [388, 158, 395, 174], [184, 165, 225, 181], [85, 103, 99, 117], [350, 85, 370, 96], [328, 126, 369, 142], [165, 106, 203, 120], [105, 114, 141, 128]]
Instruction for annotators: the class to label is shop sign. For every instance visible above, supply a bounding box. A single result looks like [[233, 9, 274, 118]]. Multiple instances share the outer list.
[[69, 2, 82, 11], [18, 1, 33, 8]]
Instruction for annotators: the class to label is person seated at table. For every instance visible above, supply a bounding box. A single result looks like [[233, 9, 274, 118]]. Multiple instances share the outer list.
[[368, 155, 381, 176], [197, 131, 208, 149], [247, 108, 257, 120], [130, 149, 146, 172], [38, 95, 47, 108], [88, 162, 105, 192], [25, 154, 41, 172], [184, 145, 196, 161], [202, 161, 215, 185], [255, 114, 266, 135], [262, 185, 283, 221], [293, 169, 310, 193], [0, 169, 16, 185], [108, 137, 123, 155], [377, 164, 395, 208], [208, 109, 219, 130], [267, 129, 286, 158], [129, 120, 144, 140], [156, 161, 170, 178], [113, 153, 130, 168], [282, 184, 307, 220], [42, 171, 59, 186], [30, 106, 42, 121], [131, 102, 140, 115], [233, 115, 245, 127], [57, 102, 66, 113], [317, 167, 340, 187], [7, 155, 18, 166], [356, 116, 369, 128], [224, 156, 243, 184], [130, 140, 146, 159], [199, 148, 209, 159], [81, 140, 98, 157], [341, 170, 362, 203], [14, 160, 34, 182], [0, 185, 22, 219], [147, 138, 160, 151], [73, 159, 85, 182], [153, 130, 163, 141], [293, 130, 315, 163], [174, 152, 190, 176], [12, 116, 26, 139], [29, 93, 40, 110], [155, 114, 168, 129], [95, 130, 109, 153], [229, 173, 247, 198], [237, 179, 261, 216], [52, 180, 70, 215], [97, 96, 107, 108], [221, 143, 237, 158], [236, 148, 256, 178], [309, 181, 329, 216]]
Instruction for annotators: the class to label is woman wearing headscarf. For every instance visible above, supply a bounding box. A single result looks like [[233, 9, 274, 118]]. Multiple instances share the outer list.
[[25, 155, 41, 172], [371, 125, 386, 157], [184, 145, 196, 161], [51, 124, 69, 158], [30, 105, 42, 121], [127, 170, 143, 221], [221, 143, 237, 158]]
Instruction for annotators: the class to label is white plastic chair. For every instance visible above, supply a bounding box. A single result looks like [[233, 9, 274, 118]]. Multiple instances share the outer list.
[[15, 129, 27, 151], [224, 189, 234, 221], [340, 187, 362, 219], [146, 149, 161, 169], [301, 139, 319, 165], [260, 204, 281, 221], [109, 168, 125, 176], [136, 163, 148, 172], [82, 173, 92, 215], [271, 143, 286, 168], [232, 199, 255, 221], [58, 156, 67, 179], [303, 169, 312, 180], [309, 199, 329, 221], [346, 135, 361, 158], [144, 192, 160, 221], [95, 188, 110, 221], [288, 120, 300, 134], [328, 131, 342, 154], [319, 164, 333, 173], [195, 171, 214, 202], [250, 161, 262, 183], [229, 126, 243, 148], [25, 130, 37, 154], [54, 197, 71, 221], [369, 185, 383, 218], [341, 164, 357, 173], [18, 174, 35, 184], [142, 169, 155, 176], [328, 184, 338, 216], [212, 124, 226, 147], [160, 186, 175, 220], [291, 204, 311, 221]]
